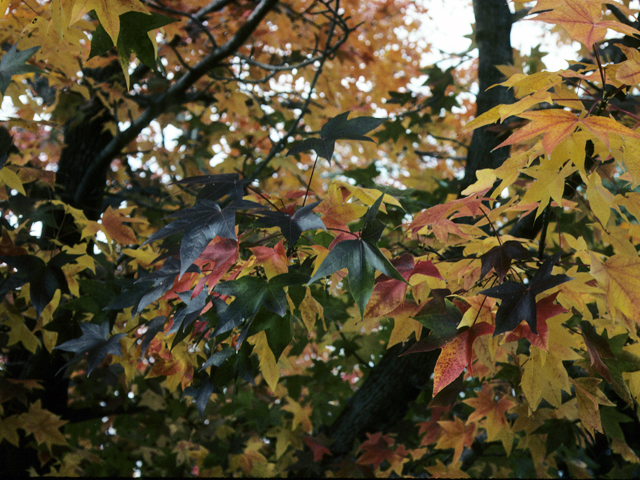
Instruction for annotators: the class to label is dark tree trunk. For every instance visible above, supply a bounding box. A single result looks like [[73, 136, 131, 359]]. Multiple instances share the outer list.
[[462, 0, 515, 192]]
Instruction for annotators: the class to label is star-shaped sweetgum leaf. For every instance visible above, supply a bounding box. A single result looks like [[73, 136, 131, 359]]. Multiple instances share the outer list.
[[307, 195, 406, 316], [143, 199, 259, 280], [255, 200, 326, 246], [0, 44, 43, 94], [287, 111, 386, 162], [55, 322, 125, 375], [480, 252, 571, 336]]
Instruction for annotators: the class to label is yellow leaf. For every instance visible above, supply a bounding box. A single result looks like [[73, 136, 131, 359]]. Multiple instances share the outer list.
[[299, 287, 325, 332], [615, 44, 640, 85], [387, 303, 422, 348], [248, 331, 280, 393], [461, 169, 496, 196], [18, 400, 68, 451], [570, 377, 614, 435], [2, 307, 40, 353], [0, 415, 21, 447], [70, 0, 148, 45], [282, 398, 313, 433], [521, 347, 571, 410], [586, 172, 614, 226], [435, 418, 476, 464], [590, 253, 640, 324], [0, 167, 25, 195]]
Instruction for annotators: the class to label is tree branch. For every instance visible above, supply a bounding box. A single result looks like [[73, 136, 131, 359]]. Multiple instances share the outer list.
[[73, 0, 279, 206]]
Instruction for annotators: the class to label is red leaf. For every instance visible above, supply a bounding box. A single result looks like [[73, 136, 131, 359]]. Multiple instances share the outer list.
[[356, 432, 395, 470], [304, 435, 332, 462]]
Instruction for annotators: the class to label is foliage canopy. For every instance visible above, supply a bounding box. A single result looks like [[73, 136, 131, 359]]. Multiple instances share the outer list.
[[2, 0, 640, 477]]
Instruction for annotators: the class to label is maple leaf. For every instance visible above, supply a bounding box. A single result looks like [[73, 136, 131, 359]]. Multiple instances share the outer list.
[[287, 111, 386, 162], [192, 237, 239, 296], [401, 299, 494, 395], [303, 435, 332, 462], [480, 253, 571, 335], [530, 0, 640, 48], [143, 199, 256, 279], [255, 200, 326, 246], [480, 240, 531, 283], [589, 252, 640, 324], [89, 11, 177, 69], [570, 377, 615, 435], [503, 293, 567, 350], [435, 417, 476, 464], [100, 206, 138, 244], [18, 400, 67, 451], [0, 44, 43, 94], [356, 432, 396, 470], [495, 110, 640, 156], [365, 253, 442, 319], [70, 0, 149, 46], [464, 384, 516, 443], [307, 195, 406, 316], [174, 173, 249, 202], [133, 257, 199, 316], [212, 272, 307, 337], [182, 375, 217, 417], [54, 321, 125, 375]]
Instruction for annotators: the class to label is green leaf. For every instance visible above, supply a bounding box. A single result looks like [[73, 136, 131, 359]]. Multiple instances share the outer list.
[[89, 11, 177, 70], [287, 111, 386, 162], [307, 239, 404, 317], [212, 273, 308, 337], [0, 44, 43, 94]]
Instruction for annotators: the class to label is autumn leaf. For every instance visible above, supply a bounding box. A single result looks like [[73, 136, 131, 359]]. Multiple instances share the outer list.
[[143, 199, 252, 279], [18, 400, 68, 451], [287, 111, 386, 162], [303, 435, 331, 462], [364, 253, 442, 319], [464, 384, 515, 444], [434, 417, 476, 464], [495, 110, 640, 156], [70, 0, 149, 46], [581, 321, 615, 382], [480, 253, 571, 335], [402, 299, 494, 395], [589, 252, 640, 324], [531, 0, 640, 48], [356, 432, 396, 470]]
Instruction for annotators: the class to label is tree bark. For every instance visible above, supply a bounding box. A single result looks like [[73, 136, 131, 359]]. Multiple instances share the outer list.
[[461, 0, 515, 192]]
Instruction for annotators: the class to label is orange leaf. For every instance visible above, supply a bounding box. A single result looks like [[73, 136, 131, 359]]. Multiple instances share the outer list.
[[432, 322, 494, 396], [101, 206, 138, 244], [464, 384, 515, 442], [435, 417, 476, 464], [531, 0, 640, 47]]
